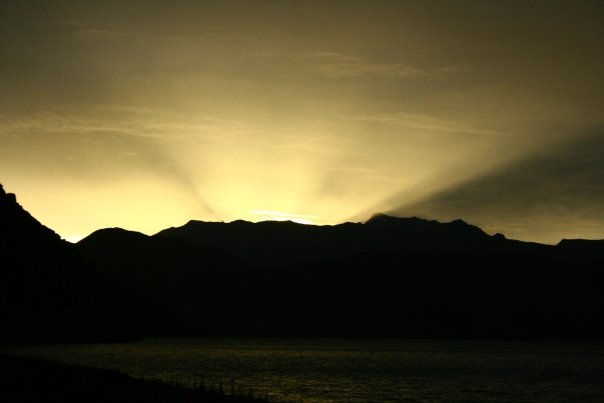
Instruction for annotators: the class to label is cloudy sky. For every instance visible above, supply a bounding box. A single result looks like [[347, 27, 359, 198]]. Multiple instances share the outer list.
[[1, 0, 603, 243]]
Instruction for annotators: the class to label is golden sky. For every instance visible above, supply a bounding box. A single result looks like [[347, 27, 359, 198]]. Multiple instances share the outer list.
[[1, 1, 604, 243]]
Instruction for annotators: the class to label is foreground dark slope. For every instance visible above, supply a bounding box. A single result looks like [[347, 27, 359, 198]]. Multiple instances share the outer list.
[[0, 355, 269, 403], [78, 214, 604, 340], [0, 184, 138, 343]]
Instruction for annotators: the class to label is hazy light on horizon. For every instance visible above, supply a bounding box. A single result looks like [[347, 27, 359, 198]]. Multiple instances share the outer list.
[[1, 1, 604, 244]]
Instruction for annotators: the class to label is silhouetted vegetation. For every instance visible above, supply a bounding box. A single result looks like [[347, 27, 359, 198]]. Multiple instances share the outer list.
[[0, 355, 272, 403]]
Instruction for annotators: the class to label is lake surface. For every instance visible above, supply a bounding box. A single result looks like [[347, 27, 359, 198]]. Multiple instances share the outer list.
[[4, 338, 604, 402]]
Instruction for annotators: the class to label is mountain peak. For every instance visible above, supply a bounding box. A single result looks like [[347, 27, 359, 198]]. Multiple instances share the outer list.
[[0, 184, 17, 205], [364, 213, 489, 245], [365, 213, 433, 226], [78, 227, 148, 245], [0, 182, 60, 243]]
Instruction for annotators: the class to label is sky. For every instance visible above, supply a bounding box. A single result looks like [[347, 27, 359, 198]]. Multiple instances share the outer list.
[[1, 0, 604, 243]]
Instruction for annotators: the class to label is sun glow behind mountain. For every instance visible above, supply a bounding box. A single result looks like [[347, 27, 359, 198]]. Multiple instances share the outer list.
[[2, 1, 604, 243], [250, 210, 319, 225]]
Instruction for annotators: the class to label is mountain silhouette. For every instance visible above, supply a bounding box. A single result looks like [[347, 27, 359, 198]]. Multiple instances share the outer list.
[[0, 184, 63, 245], [77, 227, 240, 336], [0, 184, 139, 343], [152, 213, 525, 268], [77, 209, 604, 340], [3, 181, 604, 341]]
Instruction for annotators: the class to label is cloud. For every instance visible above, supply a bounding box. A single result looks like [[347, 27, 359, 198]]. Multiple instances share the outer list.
[[385, 129, 604, 243], [117, 151, 139, 157], [297, 51, 470, 79], [0, 107, 257, 143], [0, 105, 363, 162], [337, 112, 499, 136]]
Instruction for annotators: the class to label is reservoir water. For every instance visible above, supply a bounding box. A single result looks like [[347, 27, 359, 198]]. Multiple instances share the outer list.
[[4, 338, 604, 402]]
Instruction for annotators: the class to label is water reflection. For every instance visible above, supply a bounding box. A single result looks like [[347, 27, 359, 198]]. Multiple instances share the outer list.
[[4, 339, 604, 402]]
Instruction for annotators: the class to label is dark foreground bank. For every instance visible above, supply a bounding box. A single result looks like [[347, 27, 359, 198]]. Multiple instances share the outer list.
[[0, 355, 271, 403]]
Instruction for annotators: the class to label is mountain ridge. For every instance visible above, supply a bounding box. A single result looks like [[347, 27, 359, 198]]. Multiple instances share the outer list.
[[0, 184, 62, 245], [3, 181, 604, 340], [75, 211, 603, 271], [76, 207, 604, 339], [0, 184, 139, 344]]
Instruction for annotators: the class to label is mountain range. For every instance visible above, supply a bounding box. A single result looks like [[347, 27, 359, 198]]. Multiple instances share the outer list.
[[2, 182, 604, 342]]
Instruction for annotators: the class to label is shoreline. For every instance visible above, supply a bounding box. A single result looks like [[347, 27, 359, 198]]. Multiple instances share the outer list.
[[0, 354, 271, 403]]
